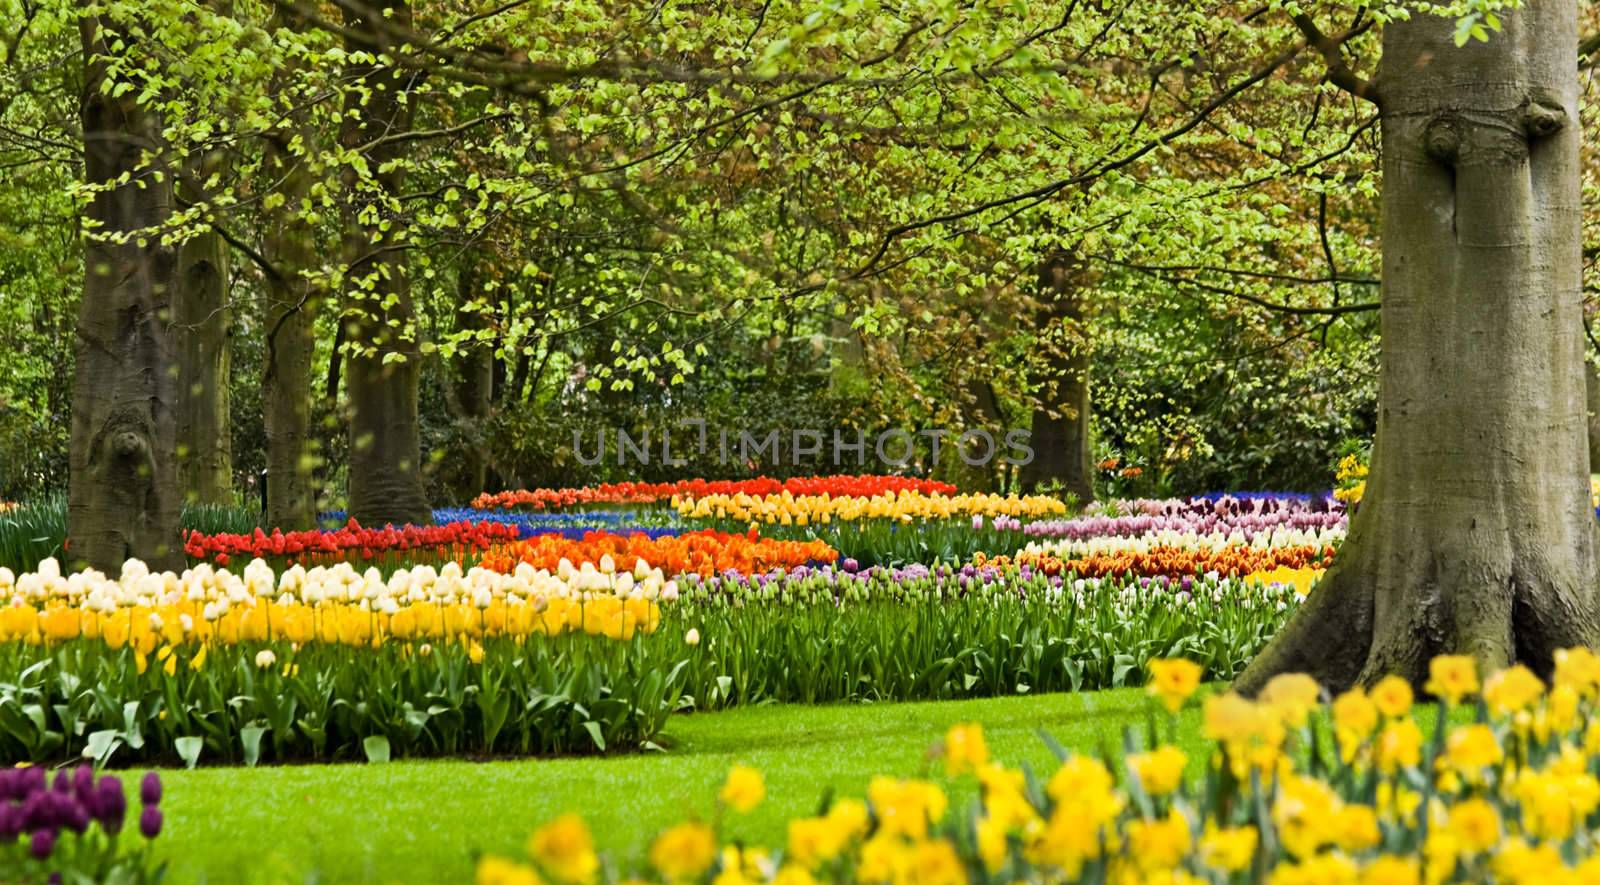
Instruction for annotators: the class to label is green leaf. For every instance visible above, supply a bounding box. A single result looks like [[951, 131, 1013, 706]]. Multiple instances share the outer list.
[[240, 726, 267, 767], [582, 721, 606, 751], [83, 729, 121, 765], [363, 734, 391, 764], [175, 736, 203, 769]]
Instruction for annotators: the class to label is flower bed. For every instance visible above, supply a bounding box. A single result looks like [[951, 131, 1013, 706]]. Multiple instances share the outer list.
[[981, 540, 1336, 580], [476, 530, 837, 577], [471, 475, 956, 511], [673, 490, 1070, 524], [431, 507, 683, 540], [0, 555, 1298, 764], [1014, 493, 1345, 541], [183, 520, 521, 567]]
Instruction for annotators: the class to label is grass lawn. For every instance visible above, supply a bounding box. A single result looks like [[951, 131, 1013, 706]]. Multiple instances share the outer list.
[[150, 687, 1210, 883]]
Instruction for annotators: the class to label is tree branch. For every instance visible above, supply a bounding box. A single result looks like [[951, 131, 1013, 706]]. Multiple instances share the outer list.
[[1292, 13, 1380, 107]]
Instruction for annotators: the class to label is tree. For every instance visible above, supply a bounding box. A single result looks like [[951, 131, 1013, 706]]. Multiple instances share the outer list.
[[69, 8, 182, 571], [259, 63, 322, 530], [173, 147, 233, 506], [337, 0, 431, 527], [1020, 250, 1094, 502], [1237, 0, 1600, 692]]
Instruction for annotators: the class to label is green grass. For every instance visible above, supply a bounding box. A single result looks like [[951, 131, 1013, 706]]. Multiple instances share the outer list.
[[149, 687, 1207, 884]]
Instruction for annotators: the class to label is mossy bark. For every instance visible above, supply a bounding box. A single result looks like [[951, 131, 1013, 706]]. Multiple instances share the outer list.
[[1237, 0, 1600, 693], [69, 12, 182, 572]]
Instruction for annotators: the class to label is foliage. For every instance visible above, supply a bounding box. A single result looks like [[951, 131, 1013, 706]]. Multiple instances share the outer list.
[[0, 0, 1435, 505], [0, 637, 683, 765]]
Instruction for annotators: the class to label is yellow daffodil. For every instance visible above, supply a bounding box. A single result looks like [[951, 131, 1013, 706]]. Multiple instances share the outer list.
[[941, 722, 988, 777], [1147, 658, 1203, 713], [526, 814, 598, 885], [1424, 655, 1479, 704], [718, 765, 765, 813]]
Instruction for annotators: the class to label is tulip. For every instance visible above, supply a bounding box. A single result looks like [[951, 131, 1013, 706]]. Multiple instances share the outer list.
[[139, 805, 162, 839], [140, 772, 162, 806], [96, 777, 126, 834], [28, 827, 55, 860]]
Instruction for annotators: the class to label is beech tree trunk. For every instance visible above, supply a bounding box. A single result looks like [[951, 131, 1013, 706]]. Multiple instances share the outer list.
[[1019, 250, 1093, 503], [1237, 1, 1600, 693], [339, 0, 431, 527], [173, 151, 232, 505], [69, 12, 182, 571], [261, 119, 320, 531]]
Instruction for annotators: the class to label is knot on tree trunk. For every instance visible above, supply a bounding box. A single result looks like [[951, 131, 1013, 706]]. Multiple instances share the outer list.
[[1521, 98, 1566, 138], [1423, 116, 1462, 164], [112, 431, 147, 459]]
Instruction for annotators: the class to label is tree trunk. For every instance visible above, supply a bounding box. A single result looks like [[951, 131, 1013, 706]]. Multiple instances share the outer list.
[[339, 0, 430, 527], [1019, 250, 1093, 503], [1237, 1, 1600, 693], [261, 122, 320, 531], [173, 151, 233, 505], [69, 12, 182, 571], [444, 262, 493, 500]]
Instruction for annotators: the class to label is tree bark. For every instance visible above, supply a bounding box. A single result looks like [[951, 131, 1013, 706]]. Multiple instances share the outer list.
[[1019, 250, 1094, 503], [261, 121, 320, 531], [173, 150, 233, 505], [339, 0, 431, 527], [1237, 1, 1600, 693], [69, 11, 182, 571], [962, 379, 1003, 492], [444, 262, 493, 500]]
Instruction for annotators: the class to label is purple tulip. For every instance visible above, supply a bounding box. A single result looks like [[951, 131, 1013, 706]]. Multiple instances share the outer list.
[[20, 792, 49, 830], [28, 827, 55, 860], [19, 766, 45, 796], [140, 772, 162, 806], [842, 558, 859, 574], [96, 777, 126, 833], [72, 765, 95, 797], [62, 798, 89, 834], [139, 805, 163, 839], [0, 805, 19, 842]]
